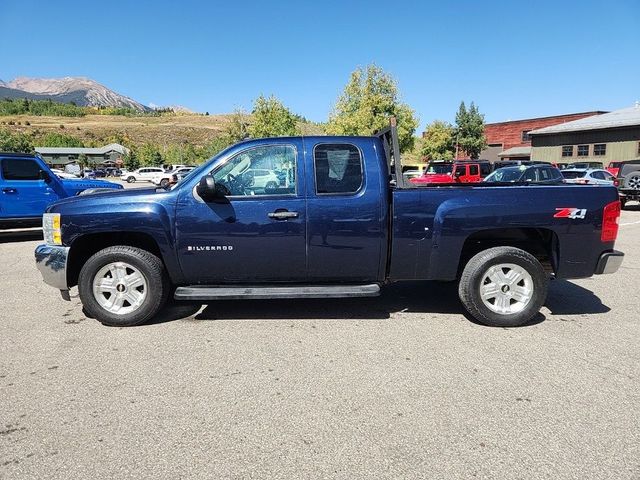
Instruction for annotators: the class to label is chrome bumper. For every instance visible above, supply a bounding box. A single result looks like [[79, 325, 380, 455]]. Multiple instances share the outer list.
[[595, 250, 624, 275], [35, 244, 70, 291]]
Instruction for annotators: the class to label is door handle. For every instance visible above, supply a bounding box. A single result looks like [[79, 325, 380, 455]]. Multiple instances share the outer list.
[[268, 210, 299, 220], [2, 188, 17, 194]]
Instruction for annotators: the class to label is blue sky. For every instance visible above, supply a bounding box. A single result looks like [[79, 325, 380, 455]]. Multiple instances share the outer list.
[[1, 0, 639, 129]]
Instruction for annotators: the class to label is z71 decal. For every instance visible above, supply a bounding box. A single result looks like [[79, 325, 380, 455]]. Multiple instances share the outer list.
[[554, 208, 587, 219]]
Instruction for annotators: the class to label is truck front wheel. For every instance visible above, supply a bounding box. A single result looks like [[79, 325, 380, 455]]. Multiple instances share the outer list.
[[78, 246, 170, 327], [458, 247, 548, 327]]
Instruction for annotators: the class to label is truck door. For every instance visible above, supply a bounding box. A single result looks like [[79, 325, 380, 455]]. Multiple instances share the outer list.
[[175, 141, 307, 283], [305, 140, 387, 282], [0, 156, 61, 219]]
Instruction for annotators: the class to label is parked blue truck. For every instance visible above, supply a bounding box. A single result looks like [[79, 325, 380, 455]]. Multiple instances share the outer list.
[[34, 122, 624, 327], [0, 152, 122, 229]]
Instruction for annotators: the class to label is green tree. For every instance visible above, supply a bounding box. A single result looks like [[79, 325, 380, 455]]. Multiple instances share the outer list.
[[421, 120, 455, 160], [248, 95, 300, 138], [227, 109, 250, 142], [137, 143, 163, 166], [77, 153, 90, 169], [38, 132, 84, 148], [0, 129, 34, 152], [454, 101, 487, 159], [327, 64, 419, 153], [123, 149, 140, 170]]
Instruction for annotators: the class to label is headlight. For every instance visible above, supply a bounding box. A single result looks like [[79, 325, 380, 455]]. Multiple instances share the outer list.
[[42, 213, 62, 245]]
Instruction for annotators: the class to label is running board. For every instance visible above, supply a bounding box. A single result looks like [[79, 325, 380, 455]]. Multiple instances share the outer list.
[[174, 284, 381, 301]]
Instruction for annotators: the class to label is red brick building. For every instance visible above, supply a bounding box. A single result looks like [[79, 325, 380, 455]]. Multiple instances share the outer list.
[[459, 111, 607, 161]]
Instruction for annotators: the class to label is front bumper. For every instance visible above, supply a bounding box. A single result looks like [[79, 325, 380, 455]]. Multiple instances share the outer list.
[[35, 244, 70, 290], [595, 250, 624, 275]]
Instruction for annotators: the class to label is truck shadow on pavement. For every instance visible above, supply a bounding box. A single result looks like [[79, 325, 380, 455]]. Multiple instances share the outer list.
[[151, 279, 609, 327]]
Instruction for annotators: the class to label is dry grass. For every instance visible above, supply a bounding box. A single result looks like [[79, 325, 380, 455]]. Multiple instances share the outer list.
[[0, 113, 234, 147]]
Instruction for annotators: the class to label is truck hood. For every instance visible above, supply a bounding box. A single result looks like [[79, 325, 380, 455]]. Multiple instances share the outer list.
[[60, 179, 123, 190], [47, 186, 162, 211]]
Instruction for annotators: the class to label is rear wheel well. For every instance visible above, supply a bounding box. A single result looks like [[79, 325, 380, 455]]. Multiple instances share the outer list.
[[67, 232, 163, 288], [458, 228, 558, 277]]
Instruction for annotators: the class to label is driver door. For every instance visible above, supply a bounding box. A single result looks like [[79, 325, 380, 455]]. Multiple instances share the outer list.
[[175, 141, 307, 283]]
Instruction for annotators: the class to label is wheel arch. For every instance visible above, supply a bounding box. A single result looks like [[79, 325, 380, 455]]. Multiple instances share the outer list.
[[457, 227, 559, 278], [67, 232, 168, 288]]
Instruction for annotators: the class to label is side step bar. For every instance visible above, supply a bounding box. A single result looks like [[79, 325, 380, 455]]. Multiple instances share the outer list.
[[174, 284, 381, 301]]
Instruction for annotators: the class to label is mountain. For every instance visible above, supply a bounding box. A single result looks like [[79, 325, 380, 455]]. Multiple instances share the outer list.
[[0, 76, 149, 111]]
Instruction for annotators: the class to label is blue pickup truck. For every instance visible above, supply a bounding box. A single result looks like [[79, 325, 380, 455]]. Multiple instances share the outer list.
[[0, 152, 122, 229], [34, 121, 624, 328]]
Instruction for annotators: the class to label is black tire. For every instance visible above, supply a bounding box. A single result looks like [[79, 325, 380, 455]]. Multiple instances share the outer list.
[[458, 246, 548, 327], [78, 246, 170, 327], [127, 176, 136, 183], [160, 178, 170, 188], [264, 181, 278, 193]]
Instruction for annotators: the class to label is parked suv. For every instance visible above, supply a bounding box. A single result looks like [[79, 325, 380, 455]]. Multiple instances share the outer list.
[[121, 167, 165, 183], [152, 167, 195, 188], [410, 161, 489, 184], [484, 164, 564, 184], [615, 159, 640, 208]]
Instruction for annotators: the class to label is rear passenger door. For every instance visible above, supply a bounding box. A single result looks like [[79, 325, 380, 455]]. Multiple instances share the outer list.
[[305, 140, 387, 282]]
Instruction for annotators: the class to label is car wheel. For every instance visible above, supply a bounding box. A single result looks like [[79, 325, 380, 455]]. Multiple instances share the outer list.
[[127, 176, 136, 183], [458, 246, 548, 327], [264, 181, 278, 193], [624, 172, 640, 190], [160, 178, 170, 188], [78, 246, 170, 327], [620, 197, 627, 210]]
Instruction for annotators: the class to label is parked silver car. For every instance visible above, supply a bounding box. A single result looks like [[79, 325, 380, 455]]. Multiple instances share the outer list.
[[561, 168, 616, 185]]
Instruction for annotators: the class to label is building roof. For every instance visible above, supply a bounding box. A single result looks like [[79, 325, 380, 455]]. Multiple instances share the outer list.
[[498, 146, 531, 157], [486, 111, 607, 127], [34, 143, 129, 155], [529, 104, 640, 135]]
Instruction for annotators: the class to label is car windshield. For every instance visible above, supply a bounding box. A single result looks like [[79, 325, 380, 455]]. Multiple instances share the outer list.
[[484, 167, 524, 182], [561, 170, 586, 179], [425, 163, 452, 174]]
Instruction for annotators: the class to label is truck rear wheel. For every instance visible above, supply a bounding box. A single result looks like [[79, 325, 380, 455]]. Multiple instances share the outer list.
[[78, 246, 170, 327], [458, 247, 548, 327]]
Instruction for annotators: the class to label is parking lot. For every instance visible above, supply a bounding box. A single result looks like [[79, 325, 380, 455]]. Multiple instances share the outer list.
[[1, 204, 638, 479]]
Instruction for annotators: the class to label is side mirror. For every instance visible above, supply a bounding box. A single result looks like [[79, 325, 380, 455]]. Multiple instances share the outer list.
[[39, 170, 51, 183], [196, 174, 219, 200]]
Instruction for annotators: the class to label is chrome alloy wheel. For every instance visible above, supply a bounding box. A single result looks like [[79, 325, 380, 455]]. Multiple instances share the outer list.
[[92, 262, 148, 315], [479, 263, 533, 315]]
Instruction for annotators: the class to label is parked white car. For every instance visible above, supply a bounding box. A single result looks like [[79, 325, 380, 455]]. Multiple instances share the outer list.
[[561, 168, 616, 185], [240, 169, 280, 191], [152, 167, 195, 187], [121, 167, 164, 183], [51, 168, 80, 179]]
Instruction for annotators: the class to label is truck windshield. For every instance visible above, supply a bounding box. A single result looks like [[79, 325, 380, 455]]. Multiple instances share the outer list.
[[425, 163, 453, 174]]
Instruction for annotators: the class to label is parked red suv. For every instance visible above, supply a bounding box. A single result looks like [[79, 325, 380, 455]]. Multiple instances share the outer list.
[[607, 162, 623, 178], [410, 161, 485, 185]]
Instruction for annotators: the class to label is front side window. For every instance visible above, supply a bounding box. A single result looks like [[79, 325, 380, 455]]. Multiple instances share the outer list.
[[522, 168, 538, 182], [562, 146, 574, 157], [212, 144, 296, 196], [1, 159, 42, 180], [594, 144, 606, 156], [577, 145, 589, 157], [314, 144, 363, 194]]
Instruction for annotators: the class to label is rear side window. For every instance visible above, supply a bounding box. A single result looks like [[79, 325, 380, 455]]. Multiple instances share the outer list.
[[1, 158, 41, 180], [469, 165, 479, 176], [314, 144, 363, 194]]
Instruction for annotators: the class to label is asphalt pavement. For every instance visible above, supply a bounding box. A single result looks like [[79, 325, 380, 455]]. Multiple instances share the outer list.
[[1, 202, 638, 479]]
